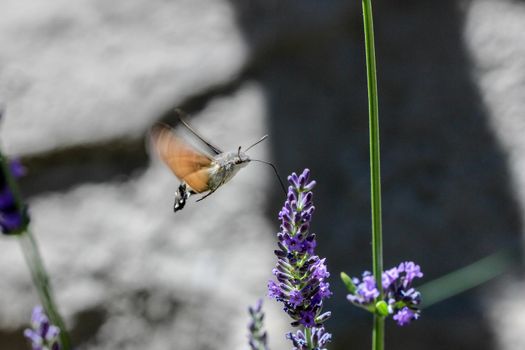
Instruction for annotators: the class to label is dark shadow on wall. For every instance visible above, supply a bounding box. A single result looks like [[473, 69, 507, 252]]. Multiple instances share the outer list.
[[228, 0, 522, 349]]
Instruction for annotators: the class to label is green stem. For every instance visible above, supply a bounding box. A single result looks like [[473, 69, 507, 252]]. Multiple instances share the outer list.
[[362, 0, 384, 349], [19, 230, 72, 350], [0, 154, 71, 349], [372, 315, 385, 350], [304, 327, 313, 349]]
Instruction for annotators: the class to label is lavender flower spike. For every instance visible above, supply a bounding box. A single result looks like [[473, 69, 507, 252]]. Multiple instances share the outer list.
[[24, 306, 60, 350], [0, 158, 29, 235], [268, 169, 332, 346], [248, 299, 269, 350]]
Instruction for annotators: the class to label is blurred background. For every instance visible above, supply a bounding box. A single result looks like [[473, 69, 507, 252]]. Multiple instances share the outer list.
[[1, 0, 525, 349]]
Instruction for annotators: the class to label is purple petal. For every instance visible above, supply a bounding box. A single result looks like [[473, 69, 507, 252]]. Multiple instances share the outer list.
[[289, 289, 304, 307], [299, 310, 316, 327], [267, 280, 282, 299], [0, 211, 23, 232], [9, 159, 26, 178], [45, 325, 60, 341], [0, 188, 15, 209], [304, 180, 317, 191], [393, 307, 417, 326], [382, 266, 399, 290], [24, 329, 43, 345], [288, 173, 299, 187]]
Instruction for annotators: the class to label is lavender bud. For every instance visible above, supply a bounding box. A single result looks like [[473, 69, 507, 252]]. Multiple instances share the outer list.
[[247, 300, 269, 350]]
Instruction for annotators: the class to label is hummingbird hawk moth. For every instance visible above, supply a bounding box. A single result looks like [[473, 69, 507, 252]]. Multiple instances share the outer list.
[[150, 111, 285, 212]]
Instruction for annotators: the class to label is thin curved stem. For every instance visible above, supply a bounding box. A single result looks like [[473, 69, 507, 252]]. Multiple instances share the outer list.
[[362, 0, 384, 349]]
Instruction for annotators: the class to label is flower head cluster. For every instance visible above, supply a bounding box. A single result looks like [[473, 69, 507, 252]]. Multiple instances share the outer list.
[[247, 299, 269, 350], [346, 271, 379, 305], [0, 158, 28, 234], [345, 261, 423, 326], [268, 169, 332, 333], [287, 327, 331, 350], [24, 306, 60, 350]]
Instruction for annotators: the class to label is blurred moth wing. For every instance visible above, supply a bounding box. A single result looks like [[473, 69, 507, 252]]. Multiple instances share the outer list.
[[150, 123, 213, 194]]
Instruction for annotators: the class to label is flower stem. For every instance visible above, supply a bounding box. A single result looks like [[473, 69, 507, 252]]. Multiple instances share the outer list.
[[19, 230, 72, 350], [362, 0, 384, 349], [304, 327, 313, 349], [0, 153, 71, 349], [372, 315, 384, 350]]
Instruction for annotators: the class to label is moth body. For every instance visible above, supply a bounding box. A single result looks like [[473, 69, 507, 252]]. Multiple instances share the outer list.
[[151, 121, 254, 212], [207, 151, 250, 191]]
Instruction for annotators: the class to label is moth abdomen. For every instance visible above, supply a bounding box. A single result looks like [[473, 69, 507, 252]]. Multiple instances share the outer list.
[[174, 183, 192, 212]]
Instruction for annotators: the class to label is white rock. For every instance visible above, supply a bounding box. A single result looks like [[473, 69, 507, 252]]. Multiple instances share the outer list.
[[0, 0, 247, 156], [465, 1, 525, 348]]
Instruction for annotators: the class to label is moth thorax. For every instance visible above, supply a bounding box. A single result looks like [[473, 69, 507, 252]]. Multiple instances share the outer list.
[[207, 151, 250, 190], [215, 151, 250, 168]]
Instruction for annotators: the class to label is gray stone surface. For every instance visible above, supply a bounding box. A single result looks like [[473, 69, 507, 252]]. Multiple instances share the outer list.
[[465, 1, 525, 349], [1, 0, 525, 349], [0, 0, 246, 155]]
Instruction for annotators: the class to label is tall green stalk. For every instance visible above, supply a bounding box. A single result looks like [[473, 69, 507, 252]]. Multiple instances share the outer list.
[[362, 0, 385, 349], [0, 154, 72, 349]]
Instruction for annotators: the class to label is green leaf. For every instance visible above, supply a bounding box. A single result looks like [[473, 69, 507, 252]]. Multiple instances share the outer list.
[[340, 272, 357, 293]]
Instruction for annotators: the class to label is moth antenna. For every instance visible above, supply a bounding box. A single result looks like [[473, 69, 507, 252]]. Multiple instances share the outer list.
[[244, 135, 268, 152], [251, 159, 287, 195], [238, 146, 242, 158]]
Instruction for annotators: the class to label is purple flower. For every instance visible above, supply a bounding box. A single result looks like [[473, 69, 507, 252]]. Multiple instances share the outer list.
[[392, 306, 419, 326], [397, 261, 423, 288], [345, 261, 423, 326], [268, 280, 282, 300], [268, 169, 332, 342], [0, 188, 14, 209], [289, 290, 304, 307], [248, 300, 269, 350], [0, 158, 29, 235], [347, 271, 380, 305], [385, 262, 423, 325], [311, 258, 330, 280], [299, 310, 316, 327], [9, 159, 26, 178], [318, 282, 332, 299], [285, 234, 303, 252], [24, 306, 60, 350], [286, 327, 331, 350], [360, 272, 380, 301], [382, 267, 399, 290]]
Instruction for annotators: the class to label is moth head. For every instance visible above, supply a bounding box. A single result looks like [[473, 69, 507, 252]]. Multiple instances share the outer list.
[[236, 146, 251, 165]]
